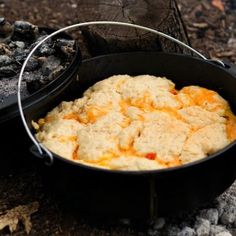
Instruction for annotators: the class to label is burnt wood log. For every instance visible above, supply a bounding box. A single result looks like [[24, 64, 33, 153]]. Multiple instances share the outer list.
[[75, 0, 190, 56]]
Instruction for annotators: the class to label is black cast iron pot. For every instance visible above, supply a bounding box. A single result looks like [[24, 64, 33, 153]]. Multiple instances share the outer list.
[[25, 51, 236, 219]]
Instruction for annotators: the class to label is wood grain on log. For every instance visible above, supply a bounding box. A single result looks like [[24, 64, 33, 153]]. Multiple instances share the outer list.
[[75, 0, 190, 56]]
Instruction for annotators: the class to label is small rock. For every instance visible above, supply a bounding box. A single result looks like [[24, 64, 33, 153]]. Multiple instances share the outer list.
[[153, 217, 165, 230], [199, 208, 219, 225], [55, 38, 75, 58], [219, 195, 236, 225], [220, 205, 236, 225], [41, 55, 61, 76], [0, 55, 13, 66], [13, 21, 38, 41], [210, 225, 227, 235], [9, 40, 25, 49], [217, 200, 227, 217], [15, 41, 25, 48], [194, 217, 210, 236], [177, 226, 196, 236], [215, 232, 232, 236]]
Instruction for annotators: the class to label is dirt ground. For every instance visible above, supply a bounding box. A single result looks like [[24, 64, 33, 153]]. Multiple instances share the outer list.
[[0, 0, 235, 235], [1, 0, 236, 63]]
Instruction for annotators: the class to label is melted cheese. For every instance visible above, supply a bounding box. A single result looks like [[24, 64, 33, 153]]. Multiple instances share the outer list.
[[35, 75, 236, 171]]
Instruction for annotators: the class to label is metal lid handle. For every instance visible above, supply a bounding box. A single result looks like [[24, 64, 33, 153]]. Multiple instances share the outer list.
[[17, 21, 223, 165]]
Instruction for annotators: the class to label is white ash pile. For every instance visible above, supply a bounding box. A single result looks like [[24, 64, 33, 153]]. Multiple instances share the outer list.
[[146, 181, 236, 236]]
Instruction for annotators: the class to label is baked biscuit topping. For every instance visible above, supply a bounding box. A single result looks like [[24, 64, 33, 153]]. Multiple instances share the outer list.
[[34, 75, 236, 170]]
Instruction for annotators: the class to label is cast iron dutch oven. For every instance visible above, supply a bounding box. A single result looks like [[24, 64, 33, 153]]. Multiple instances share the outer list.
[[18, 22, 236, 219]]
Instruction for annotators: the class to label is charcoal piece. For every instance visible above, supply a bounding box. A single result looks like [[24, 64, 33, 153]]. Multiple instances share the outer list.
[[25, 57, 39, 72], [0, 18, 13, 42], [48, 65, 64, 81], [38, 43, 55, 56], [0, 55, 13, 66], [0, 65, 17, 77], [24, 71, 43, 94], [55, 38, 75, 59], [13, 21, 39, 41], [13, 48, 30, 62], [41, 55, 61, 76], [26, 79, 42, 94], [37, 56, 47, 65], [29, 35, 53, 55], [9, 40, 25, 49], [29, 35, 53, 53]]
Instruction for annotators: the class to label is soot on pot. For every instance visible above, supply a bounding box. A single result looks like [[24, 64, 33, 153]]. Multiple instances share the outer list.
[[0, 18, 76, 98]]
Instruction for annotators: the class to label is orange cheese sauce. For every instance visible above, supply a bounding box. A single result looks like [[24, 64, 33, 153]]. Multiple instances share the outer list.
[[180, 87, 227, 112], [35, 75, 236, 170], [59, 86, 236, 168]]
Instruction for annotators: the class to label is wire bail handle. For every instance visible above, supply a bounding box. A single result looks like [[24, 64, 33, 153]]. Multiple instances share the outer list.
[[17, 21, 225, 165]]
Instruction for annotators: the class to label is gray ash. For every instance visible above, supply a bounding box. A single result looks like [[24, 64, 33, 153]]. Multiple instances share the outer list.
[[0, 19, 76, 99], [146, 181, 236, 236]]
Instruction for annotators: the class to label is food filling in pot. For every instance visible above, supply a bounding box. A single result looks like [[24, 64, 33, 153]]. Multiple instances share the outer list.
[[33, 75, 236, 170]]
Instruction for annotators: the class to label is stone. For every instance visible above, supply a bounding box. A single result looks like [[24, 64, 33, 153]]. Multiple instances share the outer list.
[[210, 225, 228, 235], [220, 205, 236, 225], [177, 226, 196, 236], [219, 196, 236, 225], [215, 232, 232, 236], [194, 217, 210, 236], [199, 208, 219, 225], [13, 20, 39, 41], [55, 38, 75, 58]]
